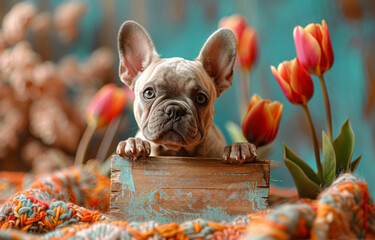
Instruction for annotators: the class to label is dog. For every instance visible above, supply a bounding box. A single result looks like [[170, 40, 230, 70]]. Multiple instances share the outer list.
[[116, 21, 257, 163]]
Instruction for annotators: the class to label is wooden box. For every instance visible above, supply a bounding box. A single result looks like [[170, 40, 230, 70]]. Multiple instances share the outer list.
[[110, 155, 270, 223]]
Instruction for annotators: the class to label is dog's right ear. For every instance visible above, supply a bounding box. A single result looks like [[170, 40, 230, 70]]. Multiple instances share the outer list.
[[118, 21, 158, 90]]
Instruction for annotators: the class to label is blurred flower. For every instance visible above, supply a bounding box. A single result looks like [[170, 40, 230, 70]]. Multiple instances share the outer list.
[[0, 41, 40, 80], [54, 1, 86, 43], [219, 14, 258, 70], [32, 62, 66, 98], [58, 55, 81, 84], [22, 141, 73, 175], [242, 94, 283, 147], [271, 58, 314, 106], [86, 84, 127, 128], [0, 31, 7, 53], [30, 98, 82, 153], [293, 20, 334, 76], [0, 83, 28, 158], [81, 47, 114, 82], [2, 2, 36, 44], [31, 12, 51, 33], [219, 14, 247, 41], [238, 26, 258, 71]]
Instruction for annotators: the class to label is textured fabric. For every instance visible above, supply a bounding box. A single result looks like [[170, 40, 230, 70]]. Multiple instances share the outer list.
[[0, 168, 374, 239]]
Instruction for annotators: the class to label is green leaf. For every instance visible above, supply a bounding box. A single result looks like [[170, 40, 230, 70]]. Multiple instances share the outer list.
[[322, 131, 336, 185], [350, 155, 361, 172], [283, 143, 320, 185], [284, 159, 321, 199], [333, 119, 354, 172], [225, 121, 247, 143]]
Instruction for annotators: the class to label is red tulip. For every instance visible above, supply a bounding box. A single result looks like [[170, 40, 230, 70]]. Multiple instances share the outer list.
[[86, 84, 127, 128], [271, 58, 314, 106], [293, 20, 334, 76], [218, 14, 247, 42], [219, 14, 258, 70], [238, 26, 258, 71], [242, 94, 283, 147]]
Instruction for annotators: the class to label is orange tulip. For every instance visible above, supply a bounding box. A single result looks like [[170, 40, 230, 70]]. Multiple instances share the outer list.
[[293, 20, 334, 76], [242, 94, 283, 147], [219, 14, 258, 70], [86, 83, 127, 128], [271, 58, 314, 106]]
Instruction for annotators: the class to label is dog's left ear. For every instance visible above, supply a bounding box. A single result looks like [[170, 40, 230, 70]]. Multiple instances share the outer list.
[[197, 28, 237, 97]]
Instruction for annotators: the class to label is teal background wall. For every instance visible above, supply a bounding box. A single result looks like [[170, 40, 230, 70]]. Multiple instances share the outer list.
[[8, 0, 375, 191]]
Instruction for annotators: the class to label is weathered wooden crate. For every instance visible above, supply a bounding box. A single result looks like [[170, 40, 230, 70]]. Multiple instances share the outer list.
[[110, 155, 270, 223]]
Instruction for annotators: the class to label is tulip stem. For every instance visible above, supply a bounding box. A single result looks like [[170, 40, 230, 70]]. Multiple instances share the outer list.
[[96, 115, 122, 161], [74, 125, 96, 166], [239, 68, 250, 121], [302, 105, 322, 179], [318, 75, 333, 142]]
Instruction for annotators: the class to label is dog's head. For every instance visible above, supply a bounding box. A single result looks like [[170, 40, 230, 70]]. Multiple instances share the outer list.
[[118, 21, 236, 149]]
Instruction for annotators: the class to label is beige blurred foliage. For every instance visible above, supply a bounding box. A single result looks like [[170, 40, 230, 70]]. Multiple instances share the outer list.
[[54, 1, 86, 43], [31, 12, 51, 34], [0, 1, 115, 172], [2, 2, 36, 44]]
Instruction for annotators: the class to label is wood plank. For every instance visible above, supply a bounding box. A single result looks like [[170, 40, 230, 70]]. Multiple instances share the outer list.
[[110, 155, 270, 223]]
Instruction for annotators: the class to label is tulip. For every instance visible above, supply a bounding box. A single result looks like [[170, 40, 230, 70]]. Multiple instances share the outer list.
[[86, 83, 127, 128], [218, 14, 247, 42], [271, 58, 314, 106], [294, 20, 334, 141], [219, 14, 258, 70], [242, 94, 283, 147], [238, 26, 258, 71], [293, 20, 334, 76], [76, 83, 127, 166], [271, 59, 322, 177], [219, 14, 258, 121]]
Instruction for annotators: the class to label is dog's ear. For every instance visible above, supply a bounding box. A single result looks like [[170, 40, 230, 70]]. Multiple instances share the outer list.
[[118, 21, 158, 90], [197, 28, 237, 97]]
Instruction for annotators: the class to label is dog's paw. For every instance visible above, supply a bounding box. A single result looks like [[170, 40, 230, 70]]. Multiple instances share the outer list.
[[116, 138, 151, 160], [223, 142, 257, 164]]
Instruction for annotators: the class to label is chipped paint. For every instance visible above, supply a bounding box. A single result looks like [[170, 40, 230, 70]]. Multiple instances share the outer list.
[[113, 158, 135, 197], [201, 205, 233, 221]]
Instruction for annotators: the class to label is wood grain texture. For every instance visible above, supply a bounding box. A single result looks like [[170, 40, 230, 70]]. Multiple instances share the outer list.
[[110, 155, 270, 223]]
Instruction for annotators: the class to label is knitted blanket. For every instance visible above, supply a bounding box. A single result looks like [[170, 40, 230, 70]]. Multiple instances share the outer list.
[[0, 167, 374, 239]]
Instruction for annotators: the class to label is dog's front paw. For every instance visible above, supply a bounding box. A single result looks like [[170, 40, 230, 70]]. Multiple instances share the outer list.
[[116, 138, 151, 160], [223, 142, 257, 164]]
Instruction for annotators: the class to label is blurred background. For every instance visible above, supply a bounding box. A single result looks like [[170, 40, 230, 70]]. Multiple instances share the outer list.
[[0, 0, 374, 193]]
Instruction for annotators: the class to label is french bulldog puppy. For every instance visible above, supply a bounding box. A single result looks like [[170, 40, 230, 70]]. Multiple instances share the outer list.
[[116, 21, 257, 163]]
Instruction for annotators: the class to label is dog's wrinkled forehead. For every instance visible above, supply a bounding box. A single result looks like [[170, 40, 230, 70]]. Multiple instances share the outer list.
[[137, 57, 213, 93]]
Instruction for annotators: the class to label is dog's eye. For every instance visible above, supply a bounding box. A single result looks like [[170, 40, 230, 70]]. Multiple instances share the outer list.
[[195, 93, 207, 105], [143, 88, 155, 100]]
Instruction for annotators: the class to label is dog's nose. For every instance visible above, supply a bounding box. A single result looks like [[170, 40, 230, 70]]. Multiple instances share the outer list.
[[165, 105, 185, 120]]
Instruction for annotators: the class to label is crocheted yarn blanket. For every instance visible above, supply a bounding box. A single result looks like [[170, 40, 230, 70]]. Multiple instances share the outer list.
[[0, 167, 374, 239]]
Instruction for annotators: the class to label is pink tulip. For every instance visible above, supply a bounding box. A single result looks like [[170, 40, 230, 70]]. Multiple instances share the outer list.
[[271, 58, 314, 106], [86, 84, 127, 128], [293, 20, 334, 76]]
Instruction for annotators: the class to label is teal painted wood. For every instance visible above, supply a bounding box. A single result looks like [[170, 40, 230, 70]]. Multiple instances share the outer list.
[[110, 155, 270, 223]]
